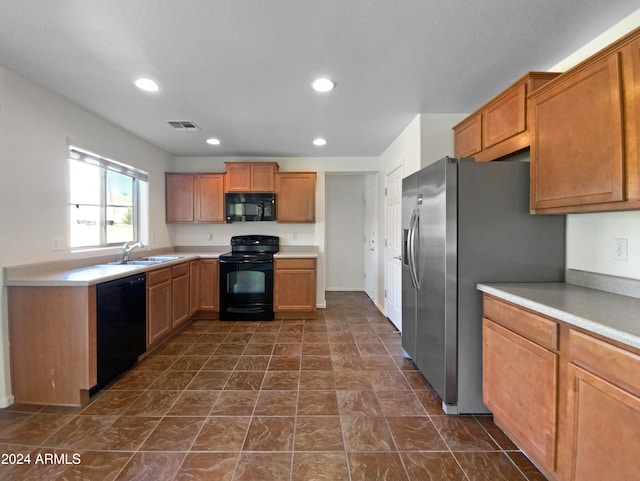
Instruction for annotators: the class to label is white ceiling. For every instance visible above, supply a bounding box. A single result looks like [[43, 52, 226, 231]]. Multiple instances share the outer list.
[[0, 1, 638, 158]]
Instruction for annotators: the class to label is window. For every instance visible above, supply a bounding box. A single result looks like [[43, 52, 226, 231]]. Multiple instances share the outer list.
[[69, 147, 148, 249]]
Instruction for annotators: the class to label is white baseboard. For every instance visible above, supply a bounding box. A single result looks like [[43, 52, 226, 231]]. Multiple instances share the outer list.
[[0, 395, 15, 408]]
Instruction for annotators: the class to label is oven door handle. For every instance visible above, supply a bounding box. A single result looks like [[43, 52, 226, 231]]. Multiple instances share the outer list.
[[219, 258, 274, 264]]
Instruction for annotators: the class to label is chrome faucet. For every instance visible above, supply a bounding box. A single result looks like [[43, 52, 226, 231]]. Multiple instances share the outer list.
[[122, 241, 144, 262]]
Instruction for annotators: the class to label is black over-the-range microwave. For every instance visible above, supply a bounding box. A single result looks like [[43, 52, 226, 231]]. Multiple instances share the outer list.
[[225, 193, 276, 222]]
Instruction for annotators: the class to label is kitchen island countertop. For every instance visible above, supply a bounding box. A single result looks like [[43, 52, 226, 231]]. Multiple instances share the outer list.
[[477, 282, 640, 351]]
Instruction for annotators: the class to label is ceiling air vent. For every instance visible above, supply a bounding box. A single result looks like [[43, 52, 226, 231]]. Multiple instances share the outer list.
[[167, 120, 200, 131]]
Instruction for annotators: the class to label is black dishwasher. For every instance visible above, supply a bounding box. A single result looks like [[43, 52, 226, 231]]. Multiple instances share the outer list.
[[94, 273, 147, 393]]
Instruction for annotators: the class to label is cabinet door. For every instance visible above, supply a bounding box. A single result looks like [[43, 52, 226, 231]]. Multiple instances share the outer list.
[[275, 172, 316, 222], [482, 84, 526, 149], [483, 318, 558, 471], [453, 113, 482, 157], [148, 281, 172, 346], [195, 174, 224, 222], [189, 260, 199, 316], [225, 163, 252, 192], [566, 364, 640, 481], [172, 263, 190, 328], [251, 163, 276, 192], [166, 174, 195, 222], [626, 38, 640, 204], [530, 53, 625, 211], [198, 259, 219, 311], [274, 259, 316, 311]]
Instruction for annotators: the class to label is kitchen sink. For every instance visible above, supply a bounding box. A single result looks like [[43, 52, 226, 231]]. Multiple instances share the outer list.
[[139, 256, 183, 262], [102, 259, 163, 266], [96, 255, 183, 267]]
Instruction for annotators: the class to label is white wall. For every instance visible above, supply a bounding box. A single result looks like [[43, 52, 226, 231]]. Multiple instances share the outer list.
[[0, 68, 176, 407], [325, 174, 365, 290], [549, 9, 640, 280], [421, 113, 467, 167]]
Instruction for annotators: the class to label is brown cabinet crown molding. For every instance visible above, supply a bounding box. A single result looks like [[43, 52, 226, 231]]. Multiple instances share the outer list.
[[453, 72, 561, 162]]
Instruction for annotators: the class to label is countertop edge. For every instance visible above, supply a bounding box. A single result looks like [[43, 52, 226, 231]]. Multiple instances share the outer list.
[[5, 252, 222, 287], [477, 282, 640, 351], [5, 249, 319, 286]]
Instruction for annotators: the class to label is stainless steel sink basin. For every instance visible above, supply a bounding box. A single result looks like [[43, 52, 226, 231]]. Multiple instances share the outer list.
[[139, 256, 183, 262], [103, 259, 163, 266], [95, 255, 183, 267]]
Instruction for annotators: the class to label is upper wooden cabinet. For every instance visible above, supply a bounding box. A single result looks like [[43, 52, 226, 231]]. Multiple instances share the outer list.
[[224, 162, 279, 192], [275, 172, 316, 223], [166, 173, 225, 223], [529, 28, 640, 214], [454, 72, 560, 162]]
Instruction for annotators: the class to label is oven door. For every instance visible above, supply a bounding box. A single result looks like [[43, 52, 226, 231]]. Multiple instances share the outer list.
[[219, 258, 274, 320]]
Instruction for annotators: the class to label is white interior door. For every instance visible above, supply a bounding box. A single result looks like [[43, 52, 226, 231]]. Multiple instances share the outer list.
[[385, 165, 403, 330], [363, 180, 377, 300]]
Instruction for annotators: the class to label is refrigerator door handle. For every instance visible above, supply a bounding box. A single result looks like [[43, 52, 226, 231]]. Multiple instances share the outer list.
[[408, 209, 420, 289], [407, 210, 416, 287]]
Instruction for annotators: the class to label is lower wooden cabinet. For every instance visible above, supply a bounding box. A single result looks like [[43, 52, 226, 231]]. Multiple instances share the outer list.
[[189, 260, 199, 316], [274, 258, 316, 314], [482, 294, 640, 481], [198, 259, 219, 315], [171, 262, 190, 328], [482, 298, 559, 473], [147, 267, 172, 346], [565, 329, 640, 481], [8, 285, 96, 406]]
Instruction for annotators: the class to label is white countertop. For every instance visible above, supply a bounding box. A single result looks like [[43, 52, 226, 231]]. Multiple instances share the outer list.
[[273, 251, 318, 258], [4, 248, 318, 287], [477, 282, 640, 350], [5, 252, 226, 287]]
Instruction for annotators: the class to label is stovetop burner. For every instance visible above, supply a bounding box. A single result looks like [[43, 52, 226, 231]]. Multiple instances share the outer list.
[[228, 235, 279, 254], [219, 235, 280, 263]]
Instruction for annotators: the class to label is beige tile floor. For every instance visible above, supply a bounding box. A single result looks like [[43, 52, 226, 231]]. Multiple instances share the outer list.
[[0, 292, 546, 481]]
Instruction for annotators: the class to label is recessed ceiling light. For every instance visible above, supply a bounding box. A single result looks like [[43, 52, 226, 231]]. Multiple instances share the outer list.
[[313, 138, 327, 146], [134, 78, 159, 92], [206, 137, 221, 145], [312, 78, 335, 93]]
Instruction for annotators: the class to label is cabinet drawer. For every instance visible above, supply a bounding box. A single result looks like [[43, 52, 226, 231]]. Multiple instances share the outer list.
[[172, 262, 189, 278], [569, 329, 640, 396], [483, 296, 558, 350], [148, 267, 171, 286], [275, 258, 315, 270]]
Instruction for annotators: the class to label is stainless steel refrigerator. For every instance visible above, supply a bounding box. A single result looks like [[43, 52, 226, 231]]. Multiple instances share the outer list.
[[402, 157, 565, 414]]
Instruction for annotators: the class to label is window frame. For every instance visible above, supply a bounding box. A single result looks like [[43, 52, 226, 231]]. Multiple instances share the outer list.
[[69, 146, 148, 250]]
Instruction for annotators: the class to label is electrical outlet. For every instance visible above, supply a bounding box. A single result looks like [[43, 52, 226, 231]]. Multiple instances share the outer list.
[[51, 237, 65, 251], [612, 238, 628, 261]]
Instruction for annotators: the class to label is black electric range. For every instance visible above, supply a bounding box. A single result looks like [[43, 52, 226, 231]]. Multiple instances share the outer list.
[[219, 235, 279, 320]]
